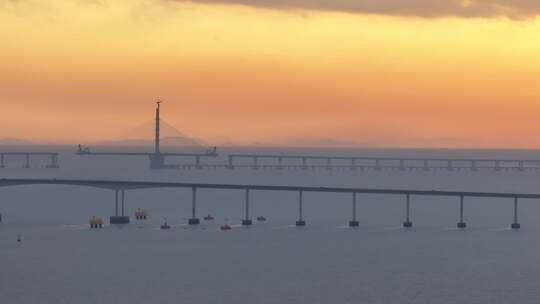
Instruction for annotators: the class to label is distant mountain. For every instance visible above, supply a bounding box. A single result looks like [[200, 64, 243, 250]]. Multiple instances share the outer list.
[[280, 138, 361, 147], [94, 136, 203, 147], [92, 119, 203, 147], [121, 120, 188, 140]]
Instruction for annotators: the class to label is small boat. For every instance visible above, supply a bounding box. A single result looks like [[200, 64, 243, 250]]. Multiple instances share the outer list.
[[256, 216, 267, 222], [160, 217, 171, 230], [204, 214, 215, 221], [17, 234, 21, 242], [220, 224, 232, 231]]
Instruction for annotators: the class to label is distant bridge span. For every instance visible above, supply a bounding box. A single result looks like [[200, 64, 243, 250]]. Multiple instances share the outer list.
[[0, 178, 533, 229]]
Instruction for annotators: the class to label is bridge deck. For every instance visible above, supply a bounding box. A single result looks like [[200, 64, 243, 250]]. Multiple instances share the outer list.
[[1, 178, 538, 199]]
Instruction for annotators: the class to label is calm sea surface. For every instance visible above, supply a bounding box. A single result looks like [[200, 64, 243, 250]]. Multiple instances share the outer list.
[[2, 147, 540, 303]]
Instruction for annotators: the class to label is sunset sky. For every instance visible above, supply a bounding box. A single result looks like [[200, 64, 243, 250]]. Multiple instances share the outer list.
[[1, 0, 540, 147]]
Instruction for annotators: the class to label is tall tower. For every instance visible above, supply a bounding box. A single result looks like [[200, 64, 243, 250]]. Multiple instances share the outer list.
[[150, 100, 165, 169], [155, 100, 162, 154]]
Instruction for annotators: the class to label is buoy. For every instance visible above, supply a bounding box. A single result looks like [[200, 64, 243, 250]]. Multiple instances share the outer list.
[[17, 234, 21, 242]]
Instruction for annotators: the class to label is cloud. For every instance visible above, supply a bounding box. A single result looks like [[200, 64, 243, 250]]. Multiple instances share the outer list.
[[176, 0, 540, 18]]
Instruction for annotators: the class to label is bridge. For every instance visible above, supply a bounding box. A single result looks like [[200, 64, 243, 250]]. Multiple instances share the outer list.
[[0, 178, 532, 229], [77, 145, 218, 169], [0, 152, 59, 169], [224, 153, 540, 171], [75, 101, 219, 169]]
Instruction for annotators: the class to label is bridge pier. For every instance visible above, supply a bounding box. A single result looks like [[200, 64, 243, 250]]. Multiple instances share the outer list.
[[471, 160, 478, 171], [403, 194, 413, 228], [24, 154, 30, 169], [301, 158, 308, 170], [375, 159, 381, 171], [511, 197, 521, 229], [0, 154, 4, 168], [149, 153, 165, 170], [399, 159, 405, 171], [423, 160, 429, 171], [252, 157, 259, 170], [110, 189, 130, 224], [326, 158, 332, 170], [457, 195, 467, 229], [195, 156, 202, 169], [188, 187, 200, 225], [242, 189, 252, 226], [226, 155, 234, 169], [350, 159, 357, 171], [349, 192, 359, 227], [296, 191, 306, 226], [277, 157, 284, 170], [47, 154, 60, 169], [447, 160, 453, 171]]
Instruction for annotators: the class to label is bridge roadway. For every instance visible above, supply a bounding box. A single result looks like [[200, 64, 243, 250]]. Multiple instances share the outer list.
[[225, 154, 540, 171], [0, 152, 59, 169], [0, 178, 531, 229], [76, 146, 218, 169]]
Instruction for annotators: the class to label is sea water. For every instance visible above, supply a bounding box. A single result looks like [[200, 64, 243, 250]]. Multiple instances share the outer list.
[[1, 147, 540, 303]]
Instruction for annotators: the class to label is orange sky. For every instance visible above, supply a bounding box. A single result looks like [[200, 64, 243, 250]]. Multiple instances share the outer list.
[[1, 0, 540, 147]]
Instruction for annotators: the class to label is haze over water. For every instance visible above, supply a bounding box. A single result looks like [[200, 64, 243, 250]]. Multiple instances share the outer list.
[[2, 147, 540, 303]]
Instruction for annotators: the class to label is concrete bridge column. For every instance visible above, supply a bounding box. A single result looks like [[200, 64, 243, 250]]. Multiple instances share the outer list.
[[350, 159, 357, 171], [242, 189, 252, 226], [423, 160, 429, 171], [471, 160, 478, 171], [325, 158, 332, 170], [403, 194, 413, 228], [296, 191, 306, 226], [110, 189, 130, 224], [518, 161, 524, 171], [277, 157, 284, 170], [188, 187, 200, 225], [195, 156, 202, 169], [399, 159, 405, 171], [349, 192, 359, 227], [511, 197, 521, 229], [227, 155, 234, 169], [301, 158, 308, 170], [48, 154, 60, 168], [457, 195, 467, 229], [495, 161, 501, 171], [447, 160, 453, 171], [375, 159, 381, 171], [121, 190, 125, 216], [24, 154, 30, 169], [253, 157, 259, 170], [0, 154, 4, 168]]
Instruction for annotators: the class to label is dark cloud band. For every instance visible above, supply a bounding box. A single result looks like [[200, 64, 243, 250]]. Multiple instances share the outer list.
[[177, 0, 540, 18]]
